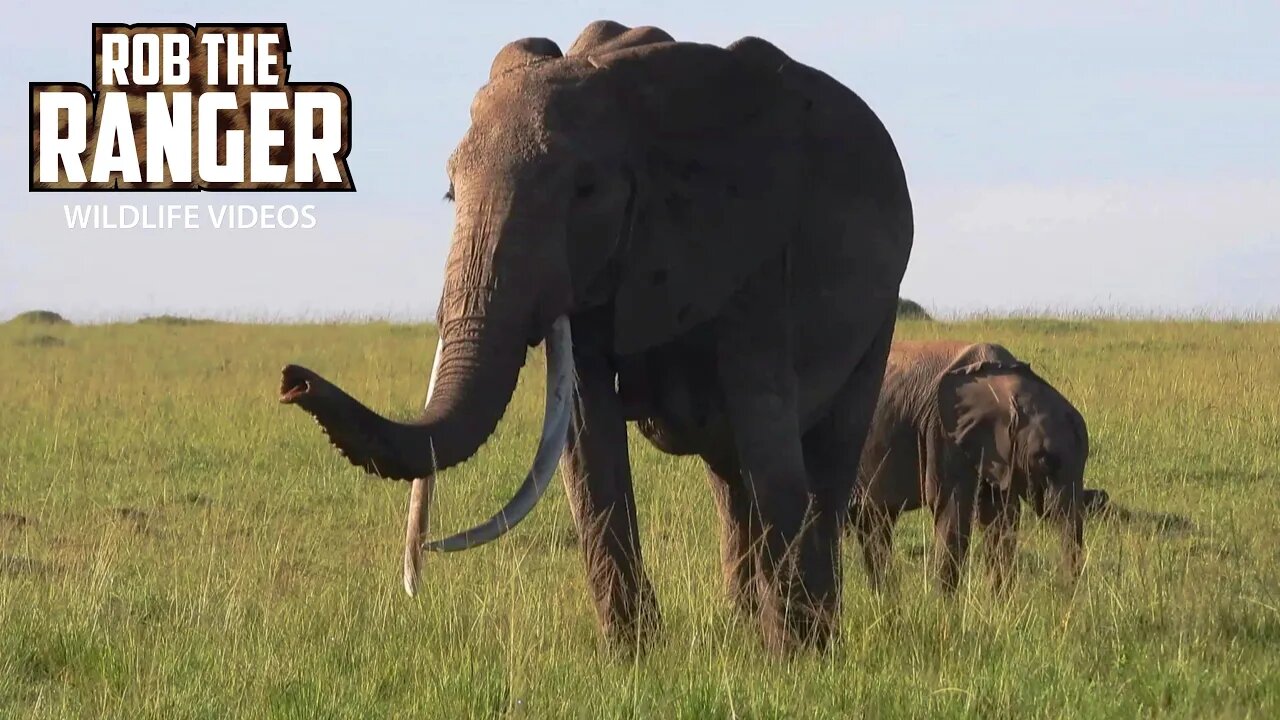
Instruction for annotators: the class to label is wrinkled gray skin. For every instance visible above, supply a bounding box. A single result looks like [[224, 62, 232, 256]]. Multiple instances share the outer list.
[[279, 21, 913, 654], [851, 341, 1093, 592]]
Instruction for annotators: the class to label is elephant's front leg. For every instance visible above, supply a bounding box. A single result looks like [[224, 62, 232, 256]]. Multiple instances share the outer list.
[[924, 430, 979, 593], [561, 336, 659, 648], [978, 489, 1021, 592], [931, 486, 976, 594]]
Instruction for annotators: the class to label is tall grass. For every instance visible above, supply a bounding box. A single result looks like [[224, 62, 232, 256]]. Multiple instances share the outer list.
[[1, 318, 1277, 718]]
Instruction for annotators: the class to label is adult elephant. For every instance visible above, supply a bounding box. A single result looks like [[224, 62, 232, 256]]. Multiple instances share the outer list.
[[851, 341, 1095, 593], [278, 21, 913, 654]]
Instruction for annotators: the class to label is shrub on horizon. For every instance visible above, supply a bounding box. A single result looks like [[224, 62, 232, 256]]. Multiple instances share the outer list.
[[897, 298, 932, 321], [8, 310, 69, 325]]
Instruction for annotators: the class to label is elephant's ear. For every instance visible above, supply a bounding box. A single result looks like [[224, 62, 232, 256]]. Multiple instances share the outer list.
[[938, 360, 1032, 491], [490, 37, 562, 80], [586, 39, 806, 355]]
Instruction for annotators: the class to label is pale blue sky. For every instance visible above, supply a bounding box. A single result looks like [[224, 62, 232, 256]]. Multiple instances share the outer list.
[[2, 1, 1277, 321]]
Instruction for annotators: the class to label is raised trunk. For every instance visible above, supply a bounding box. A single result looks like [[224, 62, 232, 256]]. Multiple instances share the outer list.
[[279, 314, 526, 480], [281, 189, 545, 481]]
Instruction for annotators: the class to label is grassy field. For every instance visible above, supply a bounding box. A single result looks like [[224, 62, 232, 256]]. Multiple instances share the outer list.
[[2, 316, 1278, 718]]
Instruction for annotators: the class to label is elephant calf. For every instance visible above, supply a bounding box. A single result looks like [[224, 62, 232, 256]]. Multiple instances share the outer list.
[[851, 341, 1096, 592]]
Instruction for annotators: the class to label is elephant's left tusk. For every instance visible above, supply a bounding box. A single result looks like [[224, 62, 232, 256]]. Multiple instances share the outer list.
[[423, 315, 574, 552], [402, 316, 575, 594]]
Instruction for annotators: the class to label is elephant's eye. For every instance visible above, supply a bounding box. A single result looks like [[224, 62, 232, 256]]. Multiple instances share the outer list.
[[574, 182, 596, 199]]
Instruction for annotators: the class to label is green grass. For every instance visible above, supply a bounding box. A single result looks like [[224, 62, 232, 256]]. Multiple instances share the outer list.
[[1, 318, 1278, 718]]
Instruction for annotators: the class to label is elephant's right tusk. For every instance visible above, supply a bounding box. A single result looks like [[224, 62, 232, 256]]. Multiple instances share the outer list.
[[402, 336, 445, 597], [403, 475, 434, 596]]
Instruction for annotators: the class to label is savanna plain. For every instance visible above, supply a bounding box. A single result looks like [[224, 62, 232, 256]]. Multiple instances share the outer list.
[[2, 314, 1278, 718]]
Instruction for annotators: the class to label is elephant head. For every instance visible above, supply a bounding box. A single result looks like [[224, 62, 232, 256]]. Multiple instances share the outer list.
[[279, 22, 811, 563], [937, 359, 1090, 579]]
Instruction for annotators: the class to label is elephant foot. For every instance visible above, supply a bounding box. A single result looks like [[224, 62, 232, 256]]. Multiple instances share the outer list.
[[727, 584, 760, 620], [755, 586, 838, 655], [987, 567, 1014, 596], [598, 580, 662, 653], [865, 568, 895, 596], [753, 554, 840, 655], [935, 568, 963, 596], [747, 505, 843, 654], [720, 549, 761, 620], [933, 549, 965, 595]]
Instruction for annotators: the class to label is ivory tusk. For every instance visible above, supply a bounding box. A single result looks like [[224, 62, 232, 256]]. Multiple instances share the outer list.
[[401, 316, 575, 595], [402, 336, 444, 597], [425, 315, 574, 552]]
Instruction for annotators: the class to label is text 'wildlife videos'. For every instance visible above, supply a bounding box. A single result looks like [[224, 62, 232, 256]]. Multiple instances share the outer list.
[[62, 203, 317, 229]]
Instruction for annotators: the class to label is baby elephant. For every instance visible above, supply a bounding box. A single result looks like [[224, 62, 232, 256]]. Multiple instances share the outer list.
[[851, 341, 1093, 592]]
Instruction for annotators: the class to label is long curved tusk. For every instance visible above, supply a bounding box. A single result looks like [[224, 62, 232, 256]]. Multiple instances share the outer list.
[[424, 315, 574, 552], [403, 336, 444, 597]]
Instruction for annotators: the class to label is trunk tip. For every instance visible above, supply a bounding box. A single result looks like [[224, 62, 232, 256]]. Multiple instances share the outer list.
[[1082, 488, 1110, 516], [279, 364, 319, 404], [278, 363, 423, 481]]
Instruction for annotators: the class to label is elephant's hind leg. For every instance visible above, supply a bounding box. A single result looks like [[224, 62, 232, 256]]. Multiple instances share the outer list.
[[720, 403, 818, 654], [931, 488, 976, 594], [852, 504, 897, 591], [799, 313, 898, 605], [714, 256, 826, 653], [705, 456, 760, 617], [562, 335, 659, 649]]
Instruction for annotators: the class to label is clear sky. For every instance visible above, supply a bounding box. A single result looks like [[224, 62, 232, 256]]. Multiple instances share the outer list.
[[2, 1, 1277, 321]]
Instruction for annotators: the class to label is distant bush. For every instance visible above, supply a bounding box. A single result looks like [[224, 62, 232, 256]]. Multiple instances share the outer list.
[[8, 310, 69, 325], [16, 334, 65, 348], [994, 318, 1095, 335], [135, 315, 219, 326], [897, 298, 932, 321]]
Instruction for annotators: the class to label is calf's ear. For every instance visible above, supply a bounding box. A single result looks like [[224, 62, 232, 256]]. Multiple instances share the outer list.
[[938, 361, 1031, 490]]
